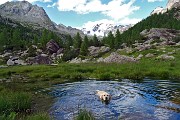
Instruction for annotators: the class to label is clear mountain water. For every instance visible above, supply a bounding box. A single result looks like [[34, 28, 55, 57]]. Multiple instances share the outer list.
[[49, 79, 180, 120]]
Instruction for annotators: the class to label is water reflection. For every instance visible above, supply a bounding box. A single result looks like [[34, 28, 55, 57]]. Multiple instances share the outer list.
[[49, 79, 180, 120]]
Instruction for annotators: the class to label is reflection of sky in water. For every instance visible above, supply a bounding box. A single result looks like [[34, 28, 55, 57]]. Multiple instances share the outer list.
[[49, 79, 180, 120]]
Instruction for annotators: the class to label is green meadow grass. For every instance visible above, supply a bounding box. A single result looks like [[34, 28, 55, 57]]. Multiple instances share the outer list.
[[0, 46, 179, 119], [75, 109, 95, 120]]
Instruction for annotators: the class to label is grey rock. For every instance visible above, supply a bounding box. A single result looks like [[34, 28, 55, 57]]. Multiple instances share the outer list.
[[136, 54, 143, 60], [98, 52, 137, 63], [140, 28, 180, 45], [35, 54, 52, 64], [157, 54, 175, 60], [167, 0, 180, 10], [0, 1, 84, 37], [0, 1, 55, 30], [46, 39, 60, 54], [7, 59, 14, 66], [88, 46, 110, 57], [7, 57, 26, 66], [145, 53, 154, 58]]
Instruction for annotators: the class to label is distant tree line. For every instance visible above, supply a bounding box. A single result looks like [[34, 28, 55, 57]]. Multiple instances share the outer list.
[[0, 8, 179, 60]]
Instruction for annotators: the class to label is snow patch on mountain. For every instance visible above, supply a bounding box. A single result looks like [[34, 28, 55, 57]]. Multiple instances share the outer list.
[[81, 19, 133, 37]]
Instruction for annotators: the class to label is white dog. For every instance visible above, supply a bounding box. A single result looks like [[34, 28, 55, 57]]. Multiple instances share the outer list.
[[96, 90, 111, 103]]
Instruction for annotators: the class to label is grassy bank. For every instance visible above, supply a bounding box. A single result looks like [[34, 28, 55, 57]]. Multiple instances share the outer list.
[[0, 59, 180, 81], [0, 46, 180, 119]]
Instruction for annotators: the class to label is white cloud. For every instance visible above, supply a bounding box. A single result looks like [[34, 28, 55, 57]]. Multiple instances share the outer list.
[[147, 0, 163, 2], [118, 17, 142, 25], [57, 0, 140, 20], [47, 2, 56, 8]]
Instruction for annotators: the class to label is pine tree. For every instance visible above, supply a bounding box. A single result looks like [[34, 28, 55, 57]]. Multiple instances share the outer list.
[[107, 31, 114, 49], [12, 29, 22, 49], [65, 35, 73, 50], [80, 35, 89, 56], [0, 30, 7, 47], [73, 32, 82, 49], [92, 34, 100, 47], [114, 29, 121, 49], [40, 29, 48, 46]]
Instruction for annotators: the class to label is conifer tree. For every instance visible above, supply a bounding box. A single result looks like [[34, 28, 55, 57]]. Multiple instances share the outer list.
[[114, 29, 122, 49], [92, 34, 100, 47], [80, 35, 89, 56], [73, 32, 82, 49], [107, 31, 114, 49]]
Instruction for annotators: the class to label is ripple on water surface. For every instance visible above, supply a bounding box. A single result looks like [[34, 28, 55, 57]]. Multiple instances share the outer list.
[[49, 79, 180, 120]]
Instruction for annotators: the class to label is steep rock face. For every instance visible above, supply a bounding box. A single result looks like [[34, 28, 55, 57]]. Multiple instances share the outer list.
[[151, 0, 180, 15], [0, 1, 84, 36], [56, 24, 84, 36], [0, 1, 55, 30], [140, 28, 180, 41], [167, 0, 180, 10]]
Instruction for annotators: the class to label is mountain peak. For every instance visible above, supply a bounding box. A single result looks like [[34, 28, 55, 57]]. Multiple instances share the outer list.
[[0, 1, 54, 30], [167, 0, 180, 10]]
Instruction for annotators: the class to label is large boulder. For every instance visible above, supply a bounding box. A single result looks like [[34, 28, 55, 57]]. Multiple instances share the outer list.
[[7, 57, 26, 66], [35, 54, 52, 64], [26, 54, 52, 64], [46, 39, 60, 54], [88, 46, 110, 57]]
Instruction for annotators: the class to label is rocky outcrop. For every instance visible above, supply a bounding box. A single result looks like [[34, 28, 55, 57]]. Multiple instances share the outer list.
[[97, 52, 137, 63], [56, 24, 84, 37], [167, 0, 180, 10], [46, 40, 60, 54], [26, 54, 52, 65], [140, 28, 180, 42], [151, 0, 180, 16], [88, 46, 110, 57]]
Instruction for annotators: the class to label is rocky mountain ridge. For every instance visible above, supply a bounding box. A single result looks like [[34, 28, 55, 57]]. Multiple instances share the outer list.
[[0, 1, 83, 36], [151, 0, 180, 15]]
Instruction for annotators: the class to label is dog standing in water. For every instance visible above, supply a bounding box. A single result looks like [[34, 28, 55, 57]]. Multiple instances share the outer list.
[[96, 90, 111, 105]]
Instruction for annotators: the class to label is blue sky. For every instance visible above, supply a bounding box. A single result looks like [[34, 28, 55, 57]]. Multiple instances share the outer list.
[[0, 0, 168, 28]]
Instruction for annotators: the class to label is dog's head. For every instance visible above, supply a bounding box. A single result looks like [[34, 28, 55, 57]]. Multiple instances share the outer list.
[[100, 93, 111, 102]]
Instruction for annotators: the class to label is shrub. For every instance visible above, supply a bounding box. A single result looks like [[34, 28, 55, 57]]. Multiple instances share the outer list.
[[75, 109, 95, 120]]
